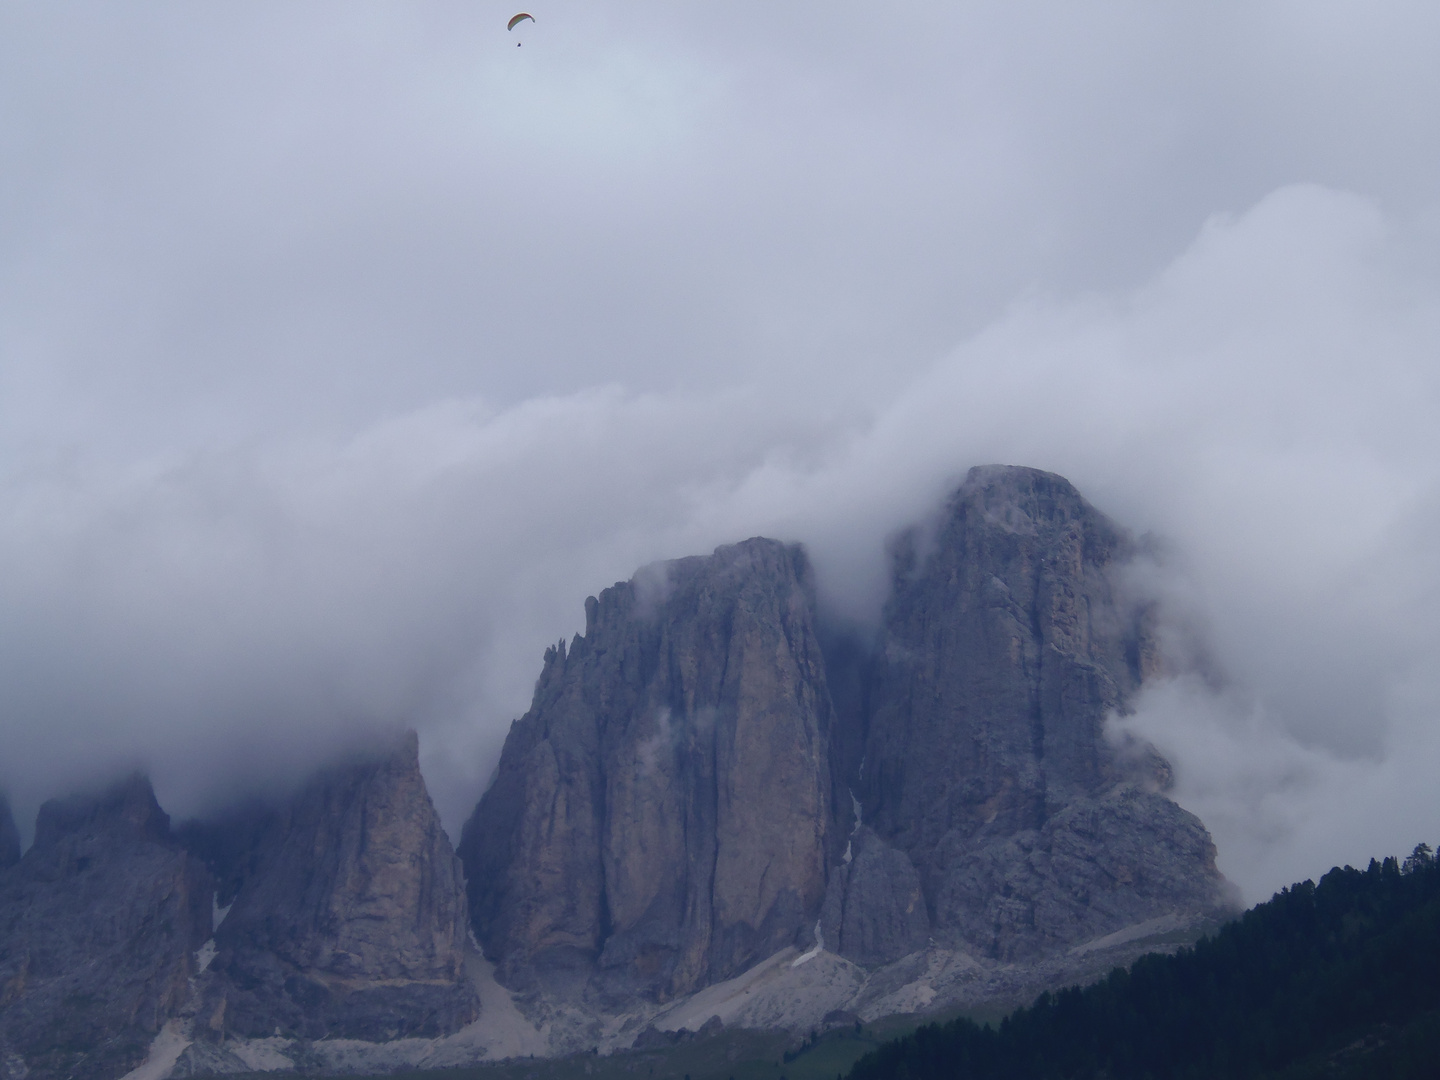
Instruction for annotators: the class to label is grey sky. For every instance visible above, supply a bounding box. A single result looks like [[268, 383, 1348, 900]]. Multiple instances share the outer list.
[[2, 2, 1438, 901]]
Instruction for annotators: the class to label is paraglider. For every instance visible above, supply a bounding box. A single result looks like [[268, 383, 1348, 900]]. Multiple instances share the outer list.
[[508, 12, 533, 44]]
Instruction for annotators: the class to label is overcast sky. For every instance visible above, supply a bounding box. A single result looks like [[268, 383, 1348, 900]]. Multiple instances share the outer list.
[[2, 1, 1439, 902]]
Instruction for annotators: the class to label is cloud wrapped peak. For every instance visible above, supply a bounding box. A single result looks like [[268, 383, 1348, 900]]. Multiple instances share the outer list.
[[2, 5, 1438, 904]]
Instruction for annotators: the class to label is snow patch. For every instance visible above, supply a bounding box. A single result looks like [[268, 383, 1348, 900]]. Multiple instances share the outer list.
[[118, 1020, 190, 1080], [843, 788, 862, 864], [791, 920, 824, 967], [227, 1038, 297, 1071]]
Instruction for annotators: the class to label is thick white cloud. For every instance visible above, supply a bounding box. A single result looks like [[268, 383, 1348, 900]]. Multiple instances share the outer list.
[[2, 3, 1438, 901]]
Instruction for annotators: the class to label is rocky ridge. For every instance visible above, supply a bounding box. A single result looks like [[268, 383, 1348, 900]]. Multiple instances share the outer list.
[[837, 466, 1229, 962], [0, 736, 480, 1080], [0, 776, 213, 1080], [0, 465, 1238, 1078], [459, 538, 841, 1005], [464, 465, 1234, 1031], [194, 731, 478, 1043]]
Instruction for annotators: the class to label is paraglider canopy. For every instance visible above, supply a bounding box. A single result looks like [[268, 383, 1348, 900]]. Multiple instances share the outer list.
[[507, 13, 534, 31]]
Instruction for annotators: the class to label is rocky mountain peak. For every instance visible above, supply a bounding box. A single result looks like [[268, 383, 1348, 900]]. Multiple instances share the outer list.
[[30, 771, 173, 854], [0, 465, 1234, 1076], [848, 464, 1226, 961], [864, 464, 1150, 845], [465, 466, 1229, 995], [460, 537, 840, 1003], [0, 774, 213, 1080], [197, 728, 478, 1041]]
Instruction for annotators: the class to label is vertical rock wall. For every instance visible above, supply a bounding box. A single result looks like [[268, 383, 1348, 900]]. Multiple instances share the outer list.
[[863, 465, 1147, 849], [459, 538, 840, 1002], [852, 466, 1228, 959], [203, 731, 478, 1040], [464, 470, 1230, 989], [0, 464, 1234, 1073], [0, 776, 213, 1080]]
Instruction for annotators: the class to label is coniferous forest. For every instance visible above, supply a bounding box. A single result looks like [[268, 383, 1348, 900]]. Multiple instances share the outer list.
[[846, 846, 1440, 1080]]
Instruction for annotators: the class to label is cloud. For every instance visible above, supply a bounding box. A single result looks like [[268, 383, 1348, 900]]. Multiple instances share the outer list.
[[1, 5, 1439, 902], [1115, 671, 1440, 905], [3, 183, 1437, 907]]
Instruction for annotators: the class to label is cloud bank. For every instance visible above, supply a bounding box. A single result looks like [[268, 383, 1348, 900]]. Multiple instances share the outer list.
[[2, 3, 1439, 903]]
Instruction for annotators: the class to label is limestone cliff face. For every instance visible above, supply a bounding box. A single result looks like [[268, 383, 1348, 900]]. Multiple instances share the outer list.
[[464, 473, 1229, 991], [459, 538, 839, 1001], [0, 465, 1233, 1076], [818, 826, 930, 967], [849, 465, 1228, 960], [0, 775, 213, 1080], [202, 731, 478, 1040]]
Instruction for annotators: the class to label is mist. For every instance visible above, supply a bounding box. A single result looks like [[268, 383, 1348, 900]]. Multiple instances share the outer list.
[[2, 2, 1438, 903]]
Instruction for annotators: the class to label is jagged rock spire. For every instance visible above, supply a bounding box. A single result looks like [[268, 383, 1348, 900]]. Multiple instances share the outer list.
[[460, 537, 840, 1001], [851, 465, 1227, 960], [0, 774, 212, 1080], [464, 466, 1231, 992], [200, 730, 478, 1040]]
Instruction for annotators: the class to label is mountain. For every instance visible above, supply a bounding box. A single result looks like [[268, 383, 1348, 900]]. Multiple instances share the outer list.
[[0, 464, 1239, 1076], [458, 537, 842, 1004], [0, 735, 478, 1080], [0, 775, 214, 1080], [461, 466, 1232, 1027], [835, 466, 1227, 962], [190, 731, 478, 1043]]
